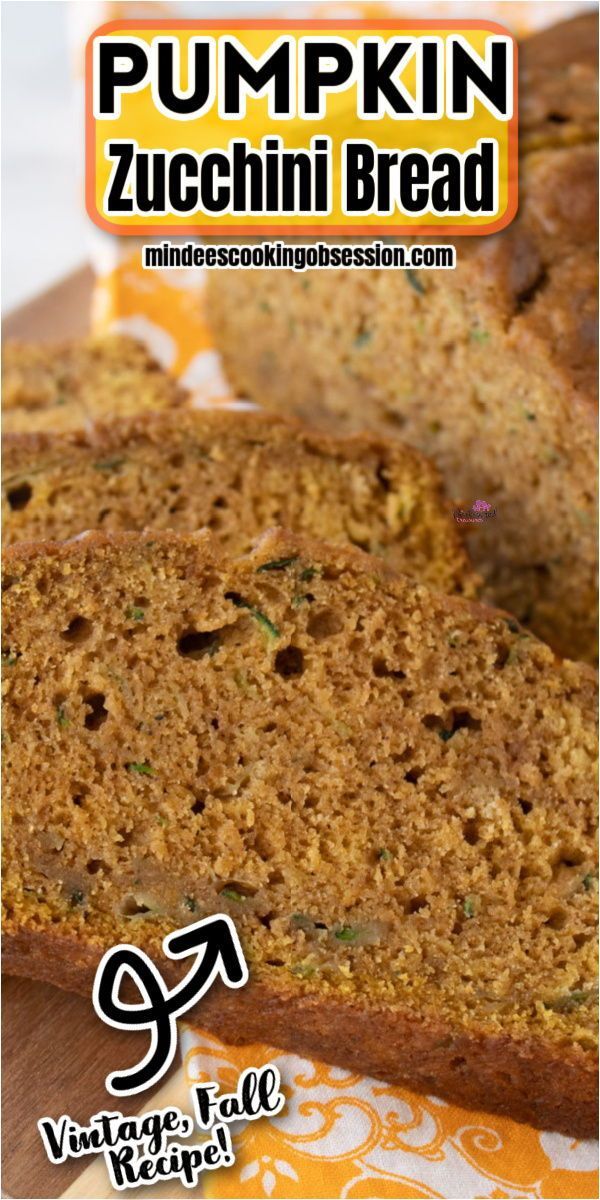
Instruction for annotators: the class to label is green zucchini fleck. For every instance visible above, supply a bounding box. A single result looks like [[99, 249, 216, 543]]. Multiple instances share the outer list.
[[469, 328, 489, 343], [291, 913, 319, 933], [92, 456, 126, 473], [227, 594, 280, 639], [71, 890, 84, 906], [377, 848, 393, 861], [335, 925, 359, 942], [463, 896, 476, 918], [438, 728, 456, 742], [1, 651, 18, 667], [126, 761, 155, 777], [544, 988, 594, 1013], [56, 705, 69, 728], [220, 887, 246, 903], [184, 895, 197, 912], [299, 566, 319, 583], [354, 329, 372, 348], [583, 873, 597, 892], [405, 268, 425, 295], [257, 557, 298, 573], [125, 606, 145, 621]]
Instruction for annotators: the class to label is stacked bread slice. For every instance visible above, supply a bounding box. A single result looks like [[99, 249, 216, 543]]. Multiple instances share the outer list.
[[3, 528, 597, 1137]]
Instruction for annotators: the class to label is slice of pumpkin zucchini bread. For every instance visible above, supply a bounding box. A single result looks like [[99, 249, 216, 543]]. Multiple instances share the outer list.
[[2, 335, 186, 434], [206, 13, 599, 665], [2, 529, 597, 1136], [2, 409, 476, 599]]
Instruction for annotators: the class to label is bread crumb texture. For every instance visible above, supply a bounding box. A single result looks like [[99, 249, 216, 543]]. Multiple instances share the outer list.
[[2, 409, 477, 600], [2, 335, 186, 434], [206, 15, 599, 664], [3, 531, 597, 1068]]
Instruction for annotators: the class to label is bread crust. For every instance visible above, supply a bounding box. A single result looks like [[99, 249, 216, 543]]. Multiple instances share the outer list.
[[2, 408, 479, 599], [4, 925, 597, 1140], [1, 406, 454, 483]]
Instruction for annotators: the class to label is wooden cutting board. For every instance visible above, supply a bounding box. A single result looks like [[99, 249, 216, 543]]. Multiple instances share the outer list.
[[2, 267, 178, 1199]]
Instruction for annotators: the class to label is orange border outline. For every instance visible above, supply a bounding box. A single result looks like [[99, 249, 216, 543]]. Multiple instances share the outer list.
[[85, 19, 518, 238]]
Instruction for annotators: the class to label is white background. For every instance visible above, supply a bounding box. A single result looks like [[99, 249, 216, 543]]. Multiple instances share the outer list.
[[1, 0, 88, 312]]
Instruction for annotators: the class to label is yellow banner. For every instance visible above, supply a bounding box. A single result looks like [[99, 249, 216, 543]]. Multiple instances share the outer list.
[[86, 21, 518, 235]]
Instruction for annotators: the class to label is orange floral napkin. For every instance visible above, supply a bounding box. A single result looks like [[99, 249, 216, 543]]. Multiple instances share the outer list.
[[182, 1027, 598, 1200]]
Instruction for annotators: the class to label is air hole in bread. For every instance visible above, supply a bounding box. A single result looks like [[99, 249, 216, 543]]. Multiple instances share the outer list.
[[423, 709, 481, 738], [274, 645, 304, 678], [178, 630, 220, 659], [546, 908, 568, 931], [84, 692, 108, 730], [406, 896, 428, 914], [307, 609, 343, 640], [557, 850, 585, 867], [373, 657, 406, 680], [404, 767, 422, 784], [463, 820, 480, 845], [376, 463, 391, 492], [191, 797, 205, 815], [495, 643, 511, 669], [121, 896, 152, 916], [87, 859, 109, 875], [382, 407, 407, 429], [62, 616, 93, 644], [7, 482, 32, 511], [515, 265, 549, 314]]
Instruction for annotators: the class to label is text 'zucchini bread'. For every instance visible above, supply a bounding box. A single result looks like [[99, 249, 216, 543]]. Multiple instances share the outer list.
[[2, 530, 597, 1137], [2, 409, 476, 598], [2, 335, 186, 434], [206, 13, 599, 665]]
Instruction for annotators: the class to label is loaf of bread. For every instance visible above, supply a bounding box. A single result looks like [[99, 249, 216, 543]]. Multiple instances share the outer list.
[[2, 335, 186, 433], [3, 529, 597, 1136], [2, 409, 476, 600], [206, 14, 599, 665]]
